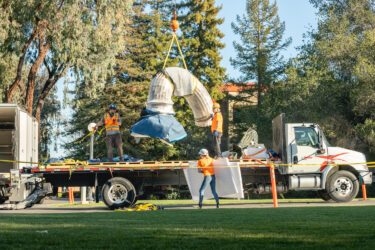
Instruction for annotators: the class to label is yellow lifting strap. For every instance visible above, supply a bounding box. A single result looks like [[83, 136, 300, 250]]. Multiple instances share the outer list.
[[162, 32, 188, 70], [73, 127, 105, 145], [114, 203, 160, 212]]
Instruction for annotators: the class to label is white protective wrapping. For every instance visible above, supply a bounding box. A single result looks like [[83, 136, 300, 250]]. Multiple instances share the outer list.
[[146, 73, 175, 114], [146, 67, 213, 127], [242, 145, 270, 159], [183, 158, 244, 202]]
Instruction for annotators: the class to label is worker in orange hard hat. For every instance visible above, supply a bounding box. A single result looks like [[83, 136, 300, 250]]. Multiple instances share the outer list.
[[211, 102, 223, 158], [197, 148, 219, 209], [95, 104, 124, 162]]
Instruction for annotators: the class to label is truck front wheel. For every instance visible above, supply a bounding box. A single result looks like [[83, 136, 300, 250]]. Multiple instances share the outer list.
[[101, 177, 136, 209], [327, 170, 359, 202]]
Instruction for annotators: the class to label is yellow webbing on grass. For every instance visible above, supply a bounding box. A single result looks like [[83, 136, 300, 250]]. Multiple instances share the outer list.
[[114, 203, 159, 212]]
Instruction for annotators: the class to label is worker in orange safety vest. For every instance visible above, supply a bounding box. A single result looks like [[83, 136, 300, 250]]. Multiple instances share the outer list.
[[211, 103, 223, 158], [197, 148, 219, 209], [95, 104, 124, 162]]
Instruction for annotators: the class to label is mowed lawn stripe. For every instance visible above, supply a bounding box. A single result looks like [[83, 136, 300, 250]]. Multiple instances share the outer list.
[[0, 206, 375, 249]]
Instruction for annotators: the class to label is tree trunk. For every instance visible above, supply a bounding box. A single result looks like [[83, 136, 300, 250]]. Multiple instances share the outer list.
[[35, 63, 67, 141], [25, 37, 50, 114], [257, 7, 261, 108], [257, 71, 262, 107], [35, 79, 57, 140], [5, 27, 39, 103]]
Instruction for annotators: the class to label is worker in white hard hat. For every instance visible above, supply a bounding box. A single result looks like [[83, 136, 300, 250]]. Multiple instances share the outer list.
[[197, 148, 219, 209], [211, 102, 223, 158]]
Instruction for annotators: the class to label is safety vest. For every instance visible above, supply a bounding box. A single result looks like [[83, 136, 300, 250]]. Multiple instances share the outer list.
[[198, 157, 215, 177], [104, 113, 120, 132], [211, 112, 223, 133]]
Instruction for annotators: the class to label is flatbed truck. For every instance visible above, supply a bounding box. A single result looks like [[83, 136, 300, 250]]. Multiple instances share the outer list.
[[0, 104, 372, 209]]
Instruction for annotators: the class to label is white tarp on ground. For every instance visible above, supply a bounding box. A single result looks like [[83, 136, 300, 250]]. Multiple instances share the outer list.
[[183, 158, 244, 202]]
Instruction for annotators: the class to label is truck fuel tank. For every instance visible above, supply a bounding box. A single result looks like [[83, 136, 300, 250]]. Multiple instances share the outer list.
[[289, 175, 321, 190]]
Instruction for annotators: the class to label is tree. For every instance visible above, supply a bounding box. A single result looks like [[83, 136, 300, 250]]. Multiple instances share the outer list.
[[179, 0, 226, 100], [0, 0, 132, 129], [65, 0, 181, 160], [230, 0, 291, 107], [158, 0, 227, 157], [259, 0, 375, 152], [309, 0, 375, 152]]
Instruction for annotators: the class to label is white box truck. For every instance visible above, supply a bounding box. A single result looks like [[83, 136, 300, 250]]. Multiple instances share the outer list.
[[0, 104, 39, 203]]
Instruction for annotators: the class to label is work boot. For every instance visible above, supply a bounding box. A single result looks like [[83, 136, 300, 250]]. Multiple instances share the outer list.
[[216, 203, 219, 208], [198, 203, 202, 209]]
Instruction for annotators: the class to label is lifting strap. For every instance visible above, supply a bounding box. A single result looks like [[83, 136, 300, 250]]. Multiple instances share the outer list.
[[114, 203, 161, 212], [162, 32, 188, 70]]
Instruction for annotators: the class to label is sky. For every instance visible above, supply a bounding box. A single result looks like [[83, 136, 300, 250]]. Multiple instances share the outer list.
[[51, 0, 318, 157]]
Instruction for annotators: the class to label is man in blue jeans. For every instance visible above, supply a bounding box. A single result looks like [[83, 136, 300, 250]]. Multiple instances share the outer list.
[[197, 148, 219, 208]]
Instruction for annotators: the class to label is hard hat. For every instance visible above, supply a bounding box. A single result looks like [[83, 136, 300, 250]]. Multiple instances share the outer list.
[[213, 103, 220, 109], [198, 148, 209, 156], [109, 104, 117, 109]]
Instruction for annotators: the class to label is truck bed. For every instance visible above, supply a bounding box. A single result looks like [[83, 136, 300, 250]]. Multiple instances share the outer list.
[[28, 158, 272, 173], [24, 159, 274, 188]]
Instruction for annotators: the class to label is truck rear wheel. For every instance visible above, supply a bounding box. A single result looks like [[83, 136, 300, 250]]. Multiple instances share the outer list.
[[101, 177, 136, 209], [327, 170, 359, 202]]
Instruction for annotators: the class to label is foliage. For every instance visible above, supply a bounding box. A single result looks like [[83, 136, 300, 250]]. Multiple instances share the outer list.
[[285, 0, 375, 152], [179, 0, 226, 100], [233, 0, 375, 155], [228, 0, 290, 147], [0, 0, 133, 141], [230, 0, 291, 107], [168, 0, 226, 157], [66, 0, 227, 160], [65, 0, 180, 160]]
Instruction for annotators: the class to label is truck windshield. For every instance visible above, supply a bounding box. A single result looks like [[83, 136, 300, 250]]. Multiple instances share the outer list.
[[294, 127, 319, 148]]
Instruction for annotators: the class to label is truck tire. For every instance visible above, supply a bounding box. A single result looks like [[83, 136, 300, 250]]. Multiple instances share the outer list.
[[101, 177, 136, 209], [317, 190, 333, 202], [327, 170, 359, 202]]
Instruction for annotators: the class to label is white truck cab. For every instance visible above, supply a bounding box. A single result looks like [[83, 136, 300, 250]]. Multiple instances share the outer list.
[[272, 114, 372, 202]]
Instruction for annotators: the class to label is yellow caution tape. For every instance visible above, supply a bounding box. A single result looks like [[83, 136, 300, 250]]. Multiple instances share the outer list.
[[0, 159, 374, 170], [115, 203, 159, 212]]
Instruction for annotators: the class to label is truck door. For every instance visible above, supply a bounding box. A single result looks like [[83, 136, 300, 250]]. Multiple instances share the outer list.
[[293, 126, 327, 173]]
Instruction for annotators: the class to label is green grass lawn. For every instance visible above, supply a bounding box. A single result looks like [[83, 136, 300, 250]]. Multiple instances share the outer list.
[[1, 206, 375, 249], [51, 198, 374, 208]]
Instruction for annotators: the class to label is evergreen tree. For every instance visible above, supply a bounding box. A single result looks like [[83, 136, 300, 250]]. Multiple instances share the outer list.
[[230, 0, 291, 107], [66, 0, 227, 160], [179, 0, 226, 100], [66, 0, 180, 160], [163, 0, 227, 158]]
